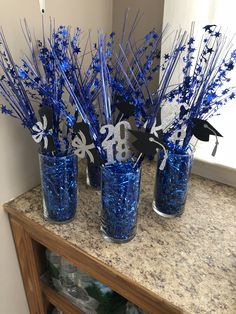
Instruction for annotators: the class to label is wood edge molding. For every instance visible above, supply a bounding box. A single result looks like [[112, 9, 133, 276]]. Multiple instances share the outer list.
[[41, 282, 84, 314], [4, 205, 183, 314], [9, 217, 45, 314]]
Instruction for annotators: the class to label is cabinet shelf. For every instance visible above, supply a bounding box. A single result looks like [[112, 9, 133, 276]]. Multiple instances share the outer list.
[[41, 282, 84, 314]]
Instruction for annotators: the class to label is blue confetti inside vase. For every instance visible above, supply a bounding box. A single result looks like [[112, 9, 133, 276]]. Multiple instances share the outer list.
[[39, 152, 78, 223], [153, 150, 193, 217], [101, 161, 141, 243], [86, 162, 101, 189]]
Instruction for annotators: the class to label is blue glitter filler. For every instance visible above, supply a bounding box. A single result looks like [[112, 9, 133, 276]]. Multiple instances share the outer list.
[[39, 153, 78, 223], [86, 162, 101, 189], [101, 161, 141, 243], [153, 150, 193, 217]]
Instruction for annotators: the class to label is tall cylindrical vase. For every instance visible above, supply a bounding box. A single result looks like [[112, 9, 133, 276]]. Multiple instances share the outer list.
[[101, 161, 141, 243], [86, 162, 101, 189], [153, 150, 193, 217], [39, 152, 78, 223]]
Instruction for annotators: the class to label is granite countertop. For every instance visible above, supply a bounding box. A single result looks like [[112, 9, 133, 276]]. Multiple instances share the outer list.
[[4, 161, 236, 314]]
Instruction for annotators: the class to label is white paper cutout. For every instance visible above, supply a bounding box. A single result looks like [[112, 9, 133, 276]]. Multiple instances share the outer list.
[[143, 118, 163, 137], [149, 137, 168, 170], [72, 130, 95, 163], [32, 115, 49, 149], [100, 121, 132, 164], [39, 0, 45, 14], [100, 124, 116, 164], [115, 121, 132, 162]]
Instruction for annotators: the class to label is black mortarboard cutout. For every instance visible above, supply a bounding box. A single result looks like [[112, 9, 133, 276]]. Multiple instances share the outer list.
[[116, 101, 135, 117], [129, 129, 168, 157], [32, 106, 55, 152], [73, 122, 103, 165], [115, 95, 135, 121], [192, 118, 223, 157], [192, 118, 222, 141]]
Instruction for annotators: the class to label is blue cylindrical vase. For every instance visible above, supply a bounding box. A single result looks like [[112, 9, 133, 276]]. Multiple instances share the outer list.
[[101, 161, 141, 243], [86, 162, 101, 189], [39, 153, 78, 223], [153, 150, 193, 217]]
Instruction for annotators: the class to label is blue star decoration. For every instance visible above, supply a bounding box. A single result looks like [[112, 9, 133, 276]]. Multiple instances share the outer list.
[[203, 25, 217, 33], [1, 105, 13, 115]]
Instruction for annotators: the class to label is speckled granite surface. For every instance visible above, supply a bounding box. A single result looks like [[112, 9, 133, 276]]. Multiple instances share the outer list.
[[5, 161, 236, 314]]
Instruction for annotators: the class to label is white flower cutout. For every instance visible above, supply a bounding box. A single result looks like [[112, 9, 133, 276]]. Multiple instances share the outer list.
[[32, 115, 49, 149], [72, 130, 95, 163]]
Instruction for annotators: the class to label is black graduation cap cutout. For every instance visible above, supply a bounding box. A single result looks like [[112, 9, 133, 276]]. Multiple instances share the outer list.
[[32, 106, 55, 152], [72, 122, 103, 165], [192, 118, 223, 156], [115, 95, 135, 120], [129, 129, 168, 157]]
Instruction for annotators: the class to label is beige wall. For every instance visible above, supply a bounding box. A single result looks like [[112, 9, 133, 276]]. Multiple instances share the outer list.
[[112, 0, 164, 39], [0, 1, 112, 313], [112, 0, 164, 100]]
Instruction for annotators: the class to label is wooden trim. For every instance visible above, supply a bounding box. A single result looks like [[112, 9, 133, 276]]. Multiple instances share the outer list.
[[5, 207, 183, 314], [9, 217, 45, 314], [41, 282, 83, 314]]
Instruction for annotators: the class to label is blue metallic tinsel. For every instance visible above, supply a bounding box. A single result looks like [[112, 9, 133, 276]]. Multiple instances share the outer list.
[[39, 153, 78, 223], [86, 162, 101, 189], [101, 161, 141, 242], [153, 150, 192, 217]]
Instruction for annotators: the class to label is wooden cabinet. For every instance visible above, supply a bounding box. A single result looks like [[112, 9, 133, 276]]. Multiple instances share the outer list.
[[6, 211, 180, 314]]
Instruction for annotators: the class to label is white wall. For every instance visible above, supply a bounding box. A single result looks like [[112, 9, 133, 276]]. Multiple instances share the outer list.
[[162, 0, 236, 173], [0, 1, 113, 313]]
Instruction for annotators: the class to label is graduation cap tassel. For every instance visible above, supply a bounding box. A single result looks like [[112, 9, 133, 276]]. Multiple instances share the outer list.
[[212, 137, 219, 157], [204, 124, 219, 157], [159, 150, 168, 171], [149, 138, 168, 170]]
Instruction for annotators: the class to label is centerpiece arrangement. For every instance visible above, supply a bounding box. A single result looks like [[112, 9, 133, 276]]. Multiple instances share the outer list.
[[1, 14, 235, 241], [0, 23, 80, 223], [56, 27, 143, 243], [108, 22, 236, 219], [53, 11, 189, 242], [152, 24, 236, 217]]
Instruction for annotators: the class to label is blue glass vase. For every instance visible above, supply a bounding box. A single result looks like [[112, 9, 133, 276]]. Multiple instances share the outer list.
[[153, 150, 193, 217], [101, 161, 141, 243], [39, 153, 78, 223], [86, 162, 101, 189]]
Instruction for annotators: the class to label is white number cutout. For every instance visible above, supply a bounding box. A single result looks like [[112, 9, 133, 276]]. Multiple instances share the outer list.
[[100, 121, 132, 164]]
